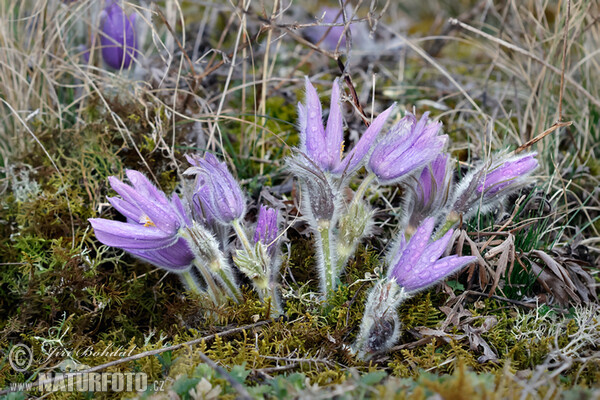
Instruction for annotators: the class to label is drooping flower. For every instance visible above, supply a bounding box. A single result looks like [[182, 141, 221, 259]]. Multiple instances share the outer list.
[[298, 77, 394, 177], [100, 0, 138, 69], [367, 112, 447, 185], [253, 206, 279, 255], [89, 170, 194, 272], [405, 153, 454, 232], [387, 218, 476, 293], [451, 151, 539, 218], [184, 153, 246, 225]]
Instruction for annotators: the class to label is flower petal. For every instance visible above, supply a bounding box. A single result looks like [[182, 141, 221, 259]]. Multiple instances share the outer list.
[[333, 103, 395, 176], [89, 218, 176, 249], [324, 78, 344, 169], [401, 255, 476, 293], [389, 217, 435, 281]]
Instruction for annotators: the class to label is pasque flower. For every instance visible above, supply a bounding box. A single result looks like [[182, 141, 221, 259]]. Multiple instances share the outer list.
[[387, 218, 476, 293], [185, 153, 246, 225], [101, 0, 138, 69], [367, 112, 447, 185], [405, 153, 454, 233], [354, 218, 476, 359], [451, 151, 539, 219], [89, 170, 194, 272], [254, 206, 279, 255], [298, 77, 394, 177], [477, 152, 538, 196]]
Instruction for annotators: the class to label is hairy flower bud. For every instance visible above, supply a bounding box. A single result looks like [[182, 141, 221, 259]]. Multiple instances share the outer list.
[[451, 151, 539, 219], [185, 153, 246, 225]]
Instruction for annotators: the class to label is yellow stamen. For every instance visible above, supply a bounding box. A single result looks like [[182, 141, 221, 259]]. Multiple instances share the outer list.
[[340, 141, 345, 159], [141, 215, 156, 227]]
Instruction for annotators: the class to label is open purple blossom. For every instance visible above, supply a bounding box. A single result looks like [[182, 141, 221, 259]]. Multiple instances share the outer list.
[[89, 170, 194, 272], [100, 0, 138, 69], [184, 153, 246, 225], [298, 77, 394, 177], [388, 218, 476, 293], [367, 112, 447, 185], [254, 206, 279, 254]]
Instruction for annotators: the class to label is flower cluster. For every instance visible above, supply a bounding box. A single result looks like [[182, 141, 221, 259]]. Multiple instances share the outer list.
[[90, 75, 539, 360], [287, 77, 539, 358], [90, 155, 283, 316]]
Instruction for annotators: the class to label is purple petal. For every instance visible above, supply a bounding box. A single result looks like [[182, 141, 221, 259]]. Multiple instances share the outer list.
[[333, 103, 395, 176], [128, 238, 194, 272], [324, 78, 344, 169], [112, 182, 180, 234], [170, 193, 192, 227], [389, 217, 435, 281], [416, 228, 454, 268], [301, 77, 327, 168], [125, 170, 170, 207], [107, 196, 144, 222], [368, 114, 417, 167], [89, 218, 176, 249], [400, 255, 476, 292]]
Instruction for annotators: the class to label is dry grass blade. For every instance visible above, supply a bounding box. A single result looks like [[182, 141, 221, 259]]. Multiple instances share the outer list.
[[484, 234, 515, 297]]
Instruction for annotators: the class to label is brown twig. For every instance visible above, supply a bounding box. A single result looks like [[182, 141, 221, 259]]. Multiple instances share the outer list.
[[515, 121, 573, 153], [337, 59, 370, 127]]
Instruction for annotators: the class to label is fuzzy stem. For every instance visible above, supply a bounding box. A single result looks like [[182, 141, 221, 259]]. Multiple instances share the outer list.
[[317, 219, 335, 296], [193, 260, 225, 305], [353, 172, 377, 202], [211, 259, 243, 303], [181, 270, 202, 295], [232, 219, 253, 253]]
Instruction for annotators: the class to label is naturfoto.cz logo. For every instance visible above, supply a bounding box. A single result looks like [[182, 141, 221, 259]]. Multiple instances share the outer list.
[[10, 372, 164, 393]]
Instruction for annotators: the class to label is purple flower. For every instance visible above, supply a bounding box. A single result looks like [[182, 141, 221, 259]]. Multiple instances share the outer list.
[[184, 153, 246, 225], [451, 151, 539, 217], [89, 170, 194, 272], [305, 7, 355, 51], [406, 154, 454, 230], [477, 152, 538, 196], [388, 218, 476, 293], [253, 206, 279, 254], [367, 113, 447, 185], [298, 77, 394, 177], [100, 0, 137, 69]]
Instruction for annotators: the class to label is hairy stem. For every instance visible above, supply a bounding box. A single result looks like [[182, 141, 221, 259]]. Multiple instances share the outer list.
[[354, 172, 377, 202], [181, 270, 202, 295], [317, 219, 335, 296], [232, 219, 253, 253], [211, 258, 243, 303], [193, 260, 225, 305]]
